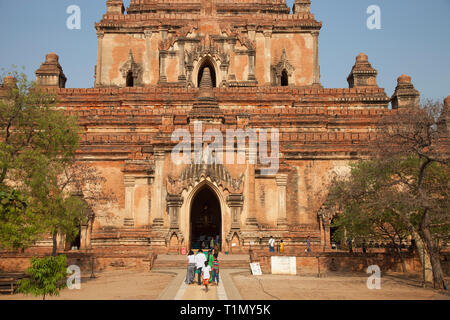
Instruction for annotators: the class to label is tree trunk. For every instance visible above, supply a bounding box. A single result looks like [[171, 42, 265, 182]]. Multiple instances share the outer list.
[[0, 167, 7, 184], [396, 210, 433, 282], [420, 211, 446, 289], [394, 244, 407, 273], [43, 293, 46, 300], [410, 229, 433, 283], [52, 231, 58, 257]]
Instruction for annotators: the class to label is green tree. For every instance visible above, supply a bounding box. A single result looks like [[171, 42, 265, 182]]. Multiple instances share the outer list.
[[328, 100, 449, 289], [0, 69, 114, 255], [0, 69, 78, 251], [329, 159, 424, 273], [17, 255, 68, 300], [0, 189, 44, 250], [0, 69, 79, 187]]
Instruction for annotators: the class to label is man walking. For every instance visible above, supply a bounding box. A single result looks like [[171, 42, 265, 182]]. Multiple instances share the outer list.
[[269, 236, 275, 253], [195, 249, 207, 285]]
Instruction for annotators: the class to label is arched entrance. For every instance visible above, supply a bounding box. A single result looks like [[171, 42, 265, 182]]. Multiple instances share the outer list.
[[190, 186, 221, 250], [197, 59, 217, 88]]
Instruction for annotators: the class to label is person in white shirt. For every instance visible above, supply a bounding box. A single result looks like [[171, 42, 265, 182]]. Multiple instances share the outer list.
[[195, 249, 207, 285], [269, 236, 275, 253], [185, 250, 196, 284], [202, 261, 212, 292]]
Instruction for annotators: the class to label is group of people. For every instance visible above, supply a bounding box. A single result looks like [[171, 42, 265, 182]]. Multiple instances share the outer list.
[[267, 236, 312, 253], [186, 236, 315, 292], [268, 236, 288, 253], [185, 249, 219, 293], [198, 235, 220, 251]]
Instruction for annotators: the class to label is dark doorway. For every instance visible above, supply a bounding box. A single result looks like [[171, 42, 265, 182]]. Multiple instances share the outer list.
[[65, 225, 81, 250], [126, 71, 134, 87], [190, 186, 221, 250], [330, 217, 339, 250], [281, 69, 288, 86], [197, 60, 217, 88]]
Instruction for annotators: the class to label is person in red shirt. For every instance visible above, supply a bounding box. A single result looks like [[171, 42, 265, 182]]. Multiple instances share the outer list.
[[212, 253, 220, 285]]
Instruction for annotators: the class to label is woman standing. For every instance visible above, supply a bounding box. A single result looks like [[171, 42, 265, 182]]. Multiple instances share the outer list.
[[207, 249, 214, 283], [185, 250, 196, 284]]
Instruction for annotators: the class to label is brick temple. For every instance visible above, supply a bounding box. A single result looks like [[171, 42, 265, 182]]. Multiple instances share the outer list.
[[5, 0, 447, 258]]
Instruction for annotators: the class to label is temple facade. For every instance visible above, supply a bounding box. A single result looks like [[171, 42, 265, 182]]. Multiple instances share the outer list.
[[28, 0, 431, 255]]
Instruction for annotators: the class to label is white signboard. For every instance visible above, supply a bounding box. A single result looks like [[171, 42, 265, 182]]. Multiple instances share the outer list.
[[250, 262, 262, 276], [271, 256, 296, 275]]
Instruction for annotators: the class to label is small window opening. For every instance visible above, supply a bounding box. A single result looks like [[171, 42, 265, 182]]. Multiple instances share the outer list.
[[126, 71, 134, 87], [281, 70, 289, 86]]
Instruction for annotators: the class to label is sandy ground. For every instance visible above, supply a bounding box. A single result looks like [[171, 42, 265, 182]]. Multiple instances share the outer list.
[[0, 270, 174, 300], [181, 282, 218, 300], [2, 269, 448, 300], [232, 271, 450, 300]]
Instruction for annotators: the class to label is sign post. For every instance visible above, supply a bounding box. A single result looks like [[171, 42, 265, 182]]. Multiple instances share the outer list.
[[250, 262, 262, 276]]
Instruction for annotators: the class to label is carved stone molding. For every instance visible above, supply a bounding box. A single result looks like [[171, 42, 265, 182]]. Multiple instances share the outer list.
[[317, 205, 337, 227], [166, 163, 244, 196], [227, 193, 244, 229], [275, 174, 288, 186], [166, 194, 183, 229], [226, 193, 244, 244]]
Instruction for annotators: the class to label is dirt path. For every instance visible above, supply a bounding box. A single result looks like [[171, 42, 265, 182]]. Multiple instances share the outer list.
[[180, 282, 218, 300]]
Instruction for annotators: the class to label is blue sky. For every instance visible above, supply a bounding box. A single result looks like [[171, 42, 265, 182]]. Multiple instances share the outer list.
[[0, 0, 448, 100]]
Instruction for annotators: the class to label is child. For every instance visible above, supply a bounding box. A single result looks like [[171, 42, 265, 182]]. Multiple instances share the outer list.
[[212, 253, 220, 286], [202, 261, 212, 293], [280, 240, 285, 253]]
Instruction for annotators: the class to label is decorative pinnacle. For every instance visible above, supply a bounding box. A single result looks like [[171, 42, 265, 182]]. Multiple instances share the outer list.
[[397, 74, 412, 84], [281, 48, 287, 61]]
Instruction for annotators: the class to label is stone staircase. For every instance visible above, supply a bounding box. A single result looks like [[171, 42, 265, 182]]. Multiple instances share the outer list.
[[151, 253, 250, 270]]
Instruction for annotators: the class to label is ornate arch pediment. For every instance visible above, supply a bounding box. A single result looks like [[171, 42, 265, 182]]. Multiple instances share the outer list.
[[225, 230, 243, 244], [186, 44, 229, 67], [165, 230, 184, 247], [120, 50, 143, 85], [271, 49, 295, 78], [167, 163, 244, 196]]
